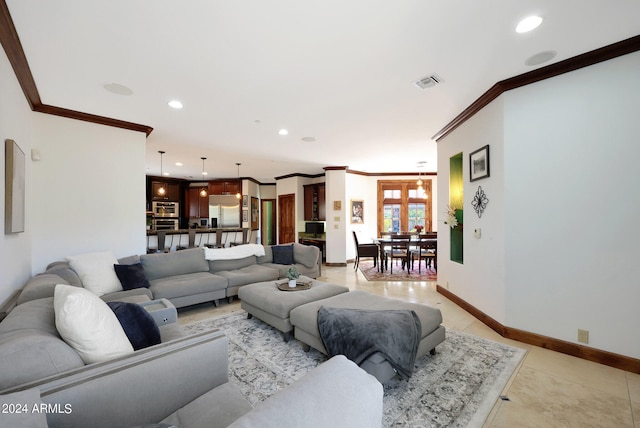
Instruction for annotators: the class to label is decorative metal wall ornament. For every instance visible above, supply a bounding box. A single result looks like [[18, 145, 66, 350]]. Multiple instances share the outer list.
[[472, 186, 489, 218]]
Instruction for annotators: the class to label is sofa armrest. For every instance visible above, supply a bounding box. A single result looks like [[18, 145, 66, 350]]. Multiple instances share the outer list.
[[0, 330, 229, 428], [229, 355, 383, 428]]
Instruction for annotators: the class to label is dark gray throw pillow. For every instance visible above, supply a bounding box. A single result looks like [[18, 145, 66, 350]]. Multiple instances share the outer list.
[[272, 244, 295, 265], [114, 263, 151, 290], [107, 301, 161, 350]]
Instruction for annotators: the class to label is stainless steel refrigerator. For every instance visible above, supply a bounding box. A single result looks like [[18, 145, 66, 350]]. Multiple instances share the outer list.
[[208, 195, 240, 228]]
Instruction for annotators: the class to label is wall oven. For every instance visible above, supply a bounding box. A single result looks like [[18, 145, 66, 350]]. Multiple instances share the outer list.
[[153, 219, 179, 230], [152, 201, 179, 218]]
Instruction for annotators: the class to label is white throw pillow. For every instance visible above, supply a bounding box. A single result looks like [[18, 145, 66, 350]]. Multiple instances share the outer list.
[[54, 284, 133, 364], [66, 251, 122, 296]]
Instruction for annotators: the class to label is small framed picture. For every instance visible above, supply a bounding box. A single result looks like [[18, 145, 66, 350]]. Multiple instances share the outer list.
[[242, 209, 248, 223], [251, 197, 259, 230], [333, 200, 342, 211], [242, 195, 249, 207], [350, 200, 364, 224], [469, 145, 490, 182]]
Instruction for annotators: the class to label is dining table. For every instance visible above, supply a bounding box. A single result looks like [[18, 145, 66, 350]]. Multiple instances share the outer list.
[[373, 234, 437, 273]]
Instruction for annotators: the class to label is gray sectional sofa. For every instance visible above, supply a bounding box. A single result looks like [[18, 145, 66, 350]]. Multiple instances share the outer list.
[[0, 242, 384, 427], [0, 330, 383, 428], [0, 243, 320, 391], [17, 243, 321, 308]]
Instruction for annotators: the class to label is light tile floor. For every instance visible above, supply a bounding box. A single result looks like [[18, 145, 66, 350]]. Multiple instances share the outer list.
[[177, 264, 640, 427]]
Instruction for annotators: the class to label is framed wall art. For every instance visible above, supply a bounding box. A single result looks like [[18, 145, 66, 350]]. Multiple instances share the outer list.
[[5, 139, 25, 234], [469, 145, 490, 182], [350, 200, 364, 224], [251, 197, 259, 230]]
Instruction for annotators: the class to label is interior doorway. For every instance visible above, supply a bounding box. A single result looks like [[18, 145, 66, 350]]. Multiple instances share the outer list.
[[278, 193, 295, 244], [261, 199, 276, 245]]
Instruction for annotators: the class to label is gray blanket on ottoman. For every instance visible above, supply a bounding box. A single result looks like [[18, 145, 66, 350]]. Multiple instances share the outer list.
[[317, 307, 422, 380]]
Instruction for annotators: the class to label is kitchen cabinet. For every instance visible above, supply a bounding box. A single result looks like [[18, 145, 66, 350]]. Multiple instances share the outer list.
[[303, 183, 326, 221], [185, 187, 209, 219], [151, 181, 180, 201], [209, 180, 240, 195]]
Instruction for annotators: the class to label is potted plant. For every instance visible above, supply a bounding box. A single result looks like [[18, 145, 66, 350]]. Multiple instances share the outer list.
[[286, 266, 300, 288]]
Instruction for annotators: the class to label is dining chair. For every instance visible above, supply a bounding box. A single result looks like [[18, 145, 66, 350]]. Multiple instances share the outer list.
[[384, 234, 411, 273], [410, 234, 437, 272], [352, 231, 378, 270]]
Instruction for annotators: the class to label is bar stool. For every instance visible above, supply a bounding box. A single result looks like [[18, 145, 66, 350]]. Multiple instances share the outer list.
[[147, 231, 171, 253], [176, 229, 197, 251]]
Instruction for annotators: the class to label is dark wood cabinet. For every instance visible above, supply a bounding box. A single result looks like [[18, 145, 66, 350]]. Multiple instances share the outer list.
[[303, 183, 326, 221], [151, 181, 180, 201], [209, 180, 240, 195], [185, 187, 209, 219]]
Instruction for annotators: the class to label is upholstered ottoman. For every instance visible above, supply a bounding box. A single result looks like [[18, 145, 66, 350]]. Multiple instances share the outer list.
[[289, 290, 446, 383], [238, 276, 349, 341]]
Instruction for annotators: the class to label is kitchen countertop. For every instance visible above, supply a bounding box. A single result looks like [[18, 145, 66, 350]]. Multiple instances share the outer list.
[[146, 227, 248, 236]]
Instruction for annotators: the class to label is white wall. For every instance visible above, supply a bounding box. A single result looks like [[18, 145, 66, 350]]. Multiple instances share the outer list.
[[0, 46, 147, 303], [438, 51, 640, 359], [503, 52, 640, 358], [30, 114, 146, 272], [437, 99, 507, 323], [0, 48, 35, 303]]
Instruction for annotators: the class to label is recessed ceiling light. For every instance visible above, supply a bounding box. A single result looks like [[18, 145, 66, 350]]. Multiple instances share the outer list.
[[278, 129, 288, 136], [168, 100, 183, 109], [175, 162, 183, 166], [301, 137, 316, 142], [103, 83, 133, 96], [163, 172, 170, 176], [516, 15, 543, 33], [525, 50, 557, 66]]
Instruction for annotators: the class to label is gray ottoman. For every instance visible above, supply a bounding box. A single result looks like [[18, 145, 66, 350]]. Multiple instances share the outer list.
[[290, 290, 446, 383], [238, 276, 349, 340]]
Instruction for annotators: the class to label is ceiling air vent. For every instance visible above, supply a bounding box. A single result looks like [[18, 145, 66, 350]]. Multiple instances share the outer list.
[[414, 74, 442, 90]]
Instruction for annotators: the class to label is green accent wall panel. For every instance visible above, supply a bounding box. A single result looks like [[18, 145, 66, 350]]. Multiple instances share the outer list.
[[450, 153, 463, 263]]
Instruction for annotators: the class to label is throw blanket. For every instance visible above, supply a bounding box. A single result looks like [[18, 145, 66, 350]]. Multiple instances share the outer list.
[[204, 244, 266, 261], [317, 307, 422, 381]]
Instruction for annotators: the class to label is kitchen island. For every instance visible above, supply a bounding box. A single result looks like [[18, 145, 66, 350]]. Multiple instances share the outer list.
[[147, 228, 251, 252]]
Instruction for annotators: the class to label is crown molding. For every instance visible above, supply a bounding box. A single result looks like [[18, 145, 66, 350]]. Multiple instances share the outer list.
[[0, 1, 153, 136], [433, 35, 640, 142]]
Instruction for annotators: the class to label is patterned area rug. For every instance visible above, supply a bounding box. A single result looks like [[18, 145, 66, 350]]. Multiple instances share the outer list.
[[358, 259, 438, 281], [184, 311, 525, 427]]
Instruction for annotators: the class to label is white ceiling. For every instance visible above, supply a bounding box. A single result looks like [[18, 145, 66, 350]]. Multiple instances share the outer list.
[[6, 0, 640, 182]]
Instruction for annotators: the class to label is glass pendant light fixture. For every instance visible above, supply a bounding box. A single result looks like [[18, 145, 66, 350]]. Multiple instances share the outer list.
[[416, 161, 426, 199], [235, 163, 242, 199], [199, 157, 208, 197], [157, 151, 166, 196]]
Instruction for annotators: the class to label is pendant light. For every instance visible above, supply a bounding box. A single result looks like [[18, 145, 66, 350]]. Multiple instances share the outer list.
[[416, 161, 426, 199], [199, 157, 208, 197], [157, 151, 166, 196], [235, 162, 242, 199]]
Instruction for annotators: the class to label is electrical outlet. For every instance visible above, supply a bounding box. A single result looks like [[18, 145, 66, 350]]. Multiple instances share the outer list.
[[577, 329, 589, 344]]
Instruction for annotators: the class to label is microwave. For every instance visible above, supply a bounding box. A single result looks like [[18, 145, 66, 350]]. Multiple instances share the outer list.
[[152, 201, 179, 218]]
